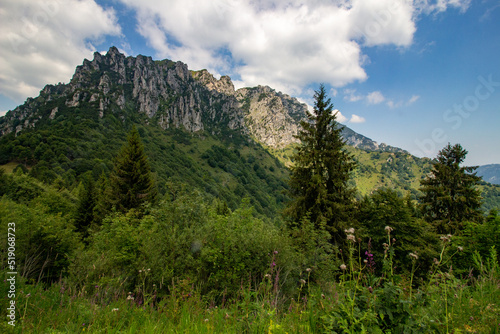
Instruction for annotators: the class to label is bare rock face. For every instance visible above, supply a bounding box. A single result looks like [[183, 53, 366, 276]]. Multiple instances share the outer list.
[[0, 46, 406, 154], [191, 70, 235, 96], [0, 47, 244, 136], [236, 86, 306, 148]]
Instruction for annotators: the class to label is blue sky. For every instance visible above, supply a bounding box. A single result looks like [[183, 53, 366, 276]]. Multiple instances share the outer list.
[[0, 0, 499, 165]]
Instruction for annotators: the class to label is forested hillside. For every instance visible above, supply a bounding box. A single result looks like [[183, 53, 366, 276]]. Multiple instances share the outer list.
[[1, 49, 499, 333]]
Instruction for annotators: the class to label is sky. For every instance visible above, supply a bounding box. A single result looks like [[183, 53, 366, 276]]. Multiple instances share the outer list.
[[0, 0, 499, 165]]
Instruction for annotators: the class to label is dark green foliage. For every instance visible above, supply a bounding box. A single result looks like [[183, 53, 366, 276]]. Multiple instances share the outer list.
[[0, 173, 78, 284], [74, 173, 97, 238], [420, 143, 483, 234], [286, 85, 357, 242], [109, 126, 157, 212], [452, 210, 500, 275], [69, 192, 297, 302], [357, 189, 439, 277]]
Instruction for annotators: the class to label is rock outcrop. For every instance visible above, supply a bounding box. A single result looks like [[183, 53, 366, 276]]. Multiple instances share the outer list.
[[0, 46, 406, 153]]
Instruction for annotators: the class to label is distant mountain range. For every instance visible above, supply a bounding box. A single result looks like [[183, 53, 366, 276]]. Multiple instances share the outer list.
[[1, 47, 498, 214], [477, 164, 500, 185]]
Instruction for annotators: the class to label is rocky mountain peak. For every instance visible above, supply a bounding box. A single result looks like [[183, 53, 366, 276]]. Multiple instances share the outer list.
[[1, 46, 406, 154], [191, 69, 235, 96]]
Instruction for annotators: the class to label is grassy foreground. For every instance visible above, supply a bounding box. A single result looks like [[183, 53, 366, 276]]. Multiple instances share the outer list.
[[3, 243, 499, 333]]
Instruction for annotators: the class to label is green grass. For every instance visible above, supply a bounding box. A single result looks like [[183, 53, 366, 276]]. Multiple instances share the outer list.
[[0, 162, 24, 173], [4, 244, 499, 334]]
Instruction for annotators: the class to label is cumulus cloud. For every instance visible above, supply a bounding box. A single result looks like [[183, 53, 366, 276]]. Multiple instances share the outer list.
[[349, 114, 366, 123], [333, 109, 348, 123], [367, 91, 386, 104], [119, 0, 426, 95], [0, 0, 121, 103], [0, 0, 470, 107]]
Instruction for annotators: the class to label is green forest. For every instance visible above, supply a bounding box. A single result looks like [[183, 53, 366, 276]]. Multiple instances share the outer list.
[[1, 86, 499, 333]]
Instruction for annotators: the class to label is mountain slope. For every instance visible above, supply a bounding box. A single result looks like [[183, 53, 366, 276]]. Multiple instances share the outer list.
[[0, 47, 499, 214], [477, 164, 500, 185]]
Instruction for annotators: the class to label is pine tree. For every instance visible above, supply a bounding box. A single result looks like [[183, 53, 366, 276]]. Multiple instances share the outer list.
[[286, 85, 357, 243], [74, 174, 96, 239], [109, 126, 157, 212], [419, 143, 483, 234]]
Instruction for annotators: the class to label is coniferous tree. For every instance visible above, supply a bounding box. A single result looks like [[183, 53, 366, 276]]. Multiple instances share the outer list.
[[286, 84, 357, 243], [74, 174, 96, 239], [419, 143, 483, 234], [109, 126, 157, 212]]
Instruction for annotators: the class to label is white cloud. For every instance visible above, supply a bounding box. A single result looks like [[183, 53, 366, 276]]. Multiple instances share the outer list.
[[0, 0, 121, 103], [367, 91, 386, 104], [333, 109, 348, 123], [415, 0, 471, 14], [349, 114, 366, 123], [0, 0, 470, 107], [407, 94, 420, 105], [119, 0, 429, 95], [344, 88, 363, 102]]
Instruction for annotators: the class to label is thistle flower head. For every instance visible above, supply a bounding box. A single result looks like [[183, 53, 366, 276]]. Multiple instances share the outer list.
[[345, 227, 355, 235], [440, 235, 451, 243], [457, 246, 463, 252], [385, 226, 393, 234], [409, 252, 419, 260], [340, 264, 347, 271], [347, 234, 356, 242]]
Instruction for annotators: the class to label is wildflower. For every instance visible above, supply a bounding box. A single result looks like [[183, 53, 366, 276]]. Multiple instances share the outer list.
[[433, 258, 439, 265], [368, 286, 373, 293], [409, 252, 419, 260], [272, 262, 276, 267], [321, 294, 325, 299], [204, 319, 209, 322], [383, 243, 389, 250], [274, 250, 278, 254], [345, 228, 355, 234], [385, 226, 393, 234], [440, 235, 451, 243], [139, 269, 142, 273], [457, 246, 463, 252], [347, 234, 356, 242], [306, 268, 312, 272], [299, 279, 306, 285], [264, 274, 271, 279], [112, 308, 119, 312], [127, 295, 134, 300], [340, 264, 347, 271]]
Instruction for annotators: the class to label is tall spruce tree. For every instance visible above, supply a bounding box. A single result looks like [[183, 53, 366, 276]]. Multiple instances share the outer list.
[[286, 85, 357, 243], [419, 143, 483, 234], [74, 173, 96, 238], [109, 126, 157, 212]]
